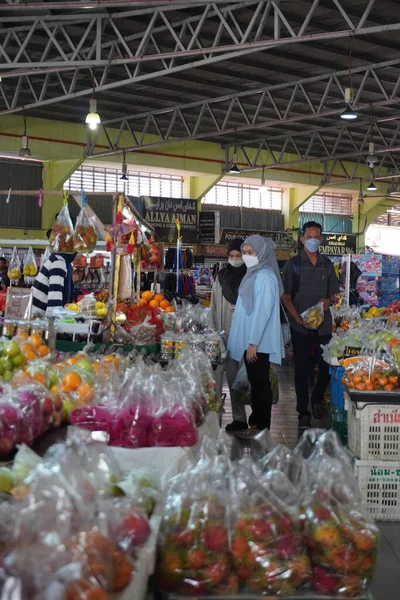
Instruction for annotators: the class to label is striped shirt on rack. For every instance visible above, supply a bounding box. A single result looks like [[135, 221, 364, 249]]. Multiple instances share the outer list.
[[32, 254, 67, 315]]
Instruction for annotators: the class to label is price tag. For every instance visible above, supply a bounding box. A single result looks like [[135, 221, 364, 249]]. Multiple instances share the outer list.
[[344, 346, 361, 357], [5, 287, 33, 320]]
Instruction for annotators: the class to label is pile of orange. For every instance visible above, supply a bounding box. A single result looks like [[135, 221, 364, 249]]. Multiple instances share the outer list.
[[139, 291, 174, 312], [341, 357, 399, 392], [17, 333, 50, 362]]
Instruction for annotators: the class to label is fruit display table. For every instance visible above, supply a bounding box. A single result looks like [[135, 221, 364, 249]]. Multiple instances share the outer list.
[[111, 410, 220, 481]]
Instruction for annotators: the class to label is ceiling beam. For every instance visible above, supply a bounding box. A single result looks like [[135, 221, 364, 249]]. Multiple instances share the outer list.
[[228, 123, 400, 180], [82, 58, 400, 158], [0, 0, 241, 11], [1, 0, 400, 116]]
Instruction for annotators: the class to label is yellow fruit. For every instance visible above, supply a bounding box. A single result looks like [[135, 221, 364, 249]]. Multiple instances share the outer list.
[[8, 268, 21, 280], [65, 303, 79, 312], [96, 302, 105, 309]]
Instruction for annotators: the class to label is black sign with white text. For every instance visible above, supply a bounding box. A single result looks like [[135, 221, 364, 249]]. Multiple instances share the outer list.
[[219, 228, 296, 250], [138, 196, 198, 243], [320, 233, 357, 256], [199, 211, 220, 244]]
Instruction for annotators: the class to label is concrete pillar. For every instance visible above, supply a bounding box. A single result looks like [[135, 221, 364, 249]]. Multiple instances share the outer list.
[[283, 185, 322, 230], [183, 174, 223, 209]]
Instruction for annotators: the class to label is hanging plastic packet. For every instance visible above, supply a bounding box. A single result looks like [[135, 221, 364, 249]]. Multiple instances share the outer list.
[[40, 245, 51, 270], [73, 191, 97, 253], [49, 192, 74, 253], [7, 247, 21, 283], [23, 246, 38, 285]]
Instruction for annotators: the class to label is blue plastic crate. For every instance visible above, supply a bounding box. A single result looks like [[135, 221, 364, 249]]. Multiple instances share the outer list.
[[329, 365, 345, 409]]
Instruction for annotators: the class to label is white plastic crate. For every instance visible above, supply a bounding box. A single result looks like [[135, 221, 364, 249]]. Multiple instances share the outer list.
[[354, 458, 400, 521], [345, 393, 400, 461]]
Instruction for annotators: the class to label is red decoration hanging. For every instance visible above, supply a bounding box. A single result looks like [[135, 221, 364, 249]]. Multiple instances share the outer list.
[[127, 231, 135, 254]]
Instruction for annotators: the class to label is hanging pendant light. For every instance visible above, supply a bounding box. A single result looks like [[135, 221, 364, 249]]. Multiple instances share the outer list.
[[340, 39, 358, 121], [120, 150, 128, 181], [367, 180, 377, 192], [341, 103, 358, 121], [366, 110, 379, 168], [19, 113, 31, 158], [229, 151, 240, 174], [85, 71, 101, 130], [85, 98, 101, 130], [259, 166, 267, 195], [229, 136, 240, 174]]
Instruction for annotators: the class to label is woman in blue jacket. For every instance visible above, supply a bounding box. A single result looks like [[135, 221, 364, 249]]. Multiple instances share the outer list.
[[228, 235, 284, 439]]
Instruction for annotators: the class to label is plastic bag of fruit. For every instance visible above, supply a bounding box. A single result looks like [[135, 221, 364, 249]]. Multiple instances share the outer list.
[[302, 430, 379, 596], [103, 359, 153, 449], [300, 301, 324, 330], [40, 245, 51, 269], [7, 246, 21, 282], [49, 203, 75, 253], [3, 479, 133, 599], [68, 368, 122, 436], [114, 466, 161, 517], [129, 315, 156, 346], [169, 351, 207, 425], [73, 204, 97, 253], [148, 375, 198, 447], [341, 351, 399, 392], [40, 426, 122, 502], [230, 462, 311, 595], [157, 461, 236, 595], [191, 348, 220, 412], [23, 246, 38, 284], [0, 391, 23, 456], [99, 497, 151, 555]]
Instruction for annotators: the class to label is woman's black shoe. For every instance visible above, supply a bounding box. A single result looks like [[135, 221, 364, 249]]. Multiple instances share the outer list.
[[225, 420, 248, 432]]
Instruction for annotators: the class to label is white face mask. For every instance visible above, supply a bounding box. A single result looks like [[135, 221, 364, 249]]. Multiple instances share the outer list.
[[242, 254, 259, 268], [228, 257, 244, 268]]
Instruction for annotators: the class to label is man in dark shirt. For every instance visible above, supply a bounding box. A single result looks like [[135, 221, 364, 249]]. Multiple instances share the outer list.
[[282, 221, 340, 430]]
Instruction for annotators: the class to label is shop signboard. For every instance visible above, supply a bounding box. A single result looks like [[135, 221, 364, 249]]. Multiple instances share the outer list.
[[200, 244, 228, 257], [219, 228, 296, 250], [199, 211, 220, 244], [138, 196, 198, 243], [5, 287, 32, 320], [320, 233, 357, 256]]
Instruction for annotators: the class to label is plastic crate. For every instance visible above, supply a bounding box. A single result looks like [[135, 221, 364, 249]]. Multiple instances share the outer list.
[[345, 394, 400, 461], [330, 405, 347, 446], [354, 458, 400, 521], [329, 365, 345, 409]]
